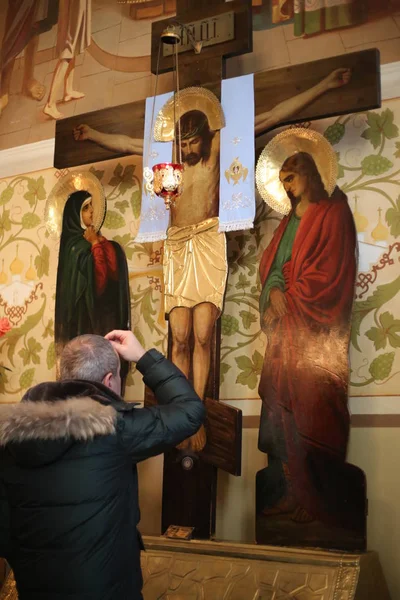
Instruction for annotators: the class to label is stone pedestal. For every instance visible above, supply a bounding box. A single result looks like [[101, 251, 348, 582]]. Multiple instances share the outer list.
[[0, 536, 391, 599]]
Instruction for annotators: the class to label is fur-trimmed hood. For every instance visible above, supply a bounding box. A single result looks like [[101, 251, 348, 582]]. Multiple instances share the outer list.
[[0, 379, 128, 467], [0, 398, 117, 446]]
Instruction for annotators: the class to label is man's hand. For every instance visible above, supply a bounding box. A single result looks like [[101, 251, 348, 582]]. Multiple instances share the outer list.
[[269, 288, 288, 318], [322, 68, 352, 91], [73, 124, 92, 142], [105, 330, 146, 363]]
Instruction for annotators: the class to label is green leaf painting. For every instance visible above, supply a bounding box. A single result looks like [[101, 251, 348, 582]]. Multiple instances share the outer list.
[[115, 200, 129, 214], [108, 163, 137, 195], [103, 210, 126, 230], [220, 362, 231, 385], [351, 277, 400, 352], [324, 122, 345, 145], [236, 273, 251, 292], [131, 190, 141, 219], [240, 310, 257, 330], [22, 212, 41, 229], [42, 319, 54, 339], [19, 368, 35, 390], [361, 109, 399, 149], [221, 315, 240, 336], [366, 312, 400, 350], [23, 176, 46, 207], [235, 351, 263, 390], [0, 186, 13, 206], [369, 352, 395, 381], [386, 196, 400, 238], [0, 210, 11, 233], [89, 167, 105, 181], [133, 326, 146, 349], [361, 155, 393, 176], [35, 245, 50, 278], [18, 338, 43, 366], [47, 342, 56, 370]]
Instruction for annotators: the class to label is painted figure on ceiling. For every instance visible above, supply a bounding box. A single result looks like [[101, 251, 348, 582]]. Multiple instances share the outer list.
[[44, 0, 92, 119], [0, 0, 59, 115]]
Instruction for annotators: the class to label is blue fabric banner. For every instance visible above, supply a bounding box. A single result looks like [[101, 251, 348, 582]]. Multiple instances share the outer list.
[[219, 74, 255, 232], [135, 92, 173, 243]]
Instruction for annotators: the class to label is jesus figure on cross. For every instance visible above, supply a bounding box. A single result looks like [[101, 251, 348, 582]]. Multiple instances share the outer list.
[[73, 67, 351, 452]]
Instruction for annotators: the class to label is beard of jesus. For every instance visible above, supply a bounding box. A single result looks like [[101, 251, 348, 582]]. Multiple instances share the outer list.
[[183, 149, 201, 166], [177, 110, 213, 167]]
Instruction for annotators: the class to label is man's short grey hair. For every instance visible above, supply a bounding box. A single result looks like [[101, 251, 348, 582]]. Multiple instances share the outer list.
[[60, 334, 120, 382]]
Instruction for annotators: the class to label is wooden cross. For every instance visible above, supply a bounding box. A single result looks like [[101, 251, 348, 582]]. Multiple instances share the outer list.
[[143, 0, 252, 541], [53, 0, 380, 541], [150, 0, 253, 87]]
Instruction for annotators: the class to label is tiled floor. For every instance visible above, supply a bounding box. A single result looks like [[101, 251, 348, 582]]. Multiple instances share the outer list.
[[0, 2, 399, 152]]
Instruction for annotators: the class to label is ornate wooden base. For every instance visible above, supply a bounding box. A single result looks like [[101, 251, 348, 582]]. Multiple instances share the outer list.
[[140, 537, 390, 600], [0, 537, 391, 599]]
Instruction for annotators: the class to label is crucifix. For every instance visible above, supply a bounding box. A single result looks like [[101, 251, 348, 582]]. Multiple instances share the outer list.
[[54, 0, 380, 541]]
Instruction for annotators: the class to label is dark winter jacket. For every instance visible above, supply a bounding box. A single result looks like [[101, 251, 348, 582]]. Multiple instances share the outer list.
[[0, 349, 205, 600]]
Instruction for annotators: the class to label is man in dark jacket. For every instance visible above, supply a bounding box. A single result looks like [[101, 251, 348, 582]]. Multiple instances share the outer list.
[[0, 330, 205, 600]]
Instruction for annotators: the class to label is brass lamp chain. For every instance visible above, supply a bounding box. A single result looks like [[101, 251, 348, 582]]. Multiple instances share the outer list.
[[172, 45, 177, 163], [146, 40, 162, 170], [175, 41, 182, 165]]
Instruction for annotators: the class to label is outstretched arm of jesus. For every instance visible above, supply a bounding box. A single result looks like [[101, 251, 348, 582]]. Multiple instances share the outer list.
[[254, 68, 351, 136], [73, 124, 144, 155]]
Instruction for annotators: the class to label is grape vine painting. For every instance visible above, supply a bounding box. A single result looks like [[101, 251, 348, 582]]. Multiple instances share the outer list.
[[0, 100, 399, 404], [219, 100, 400, 400]]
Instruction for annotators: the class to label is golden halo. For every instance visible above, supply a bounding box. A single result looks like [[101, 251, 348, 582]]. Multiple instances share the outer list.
[[154, 87, 225, 142], [256, 128, 338, 215], [44, 171, 106, 239]]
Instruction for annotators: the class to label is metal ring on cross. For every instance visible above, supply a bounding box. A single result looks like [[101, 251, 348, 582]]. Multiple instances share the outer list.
[[256, 127, 338, 215]]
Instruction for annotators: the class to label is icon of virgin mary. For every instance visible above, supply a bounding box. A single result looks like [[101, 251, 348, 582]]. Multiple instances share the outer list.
[[46, 172, 130, 384]]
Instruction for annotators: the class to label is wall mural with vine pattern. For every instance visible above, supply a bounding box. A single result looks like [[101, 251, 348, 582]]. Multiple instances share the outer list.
[[0, 99, 399, 403]]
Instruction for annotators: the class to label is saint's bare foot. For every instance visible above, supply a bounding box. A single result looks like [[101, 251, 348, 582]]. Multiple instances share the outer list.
[[189, 424, 207, 453], [64, 91, 85, 102], [43, 103, 64, 120], [23, 79, 45, 101], [290, 506, 314, 524]]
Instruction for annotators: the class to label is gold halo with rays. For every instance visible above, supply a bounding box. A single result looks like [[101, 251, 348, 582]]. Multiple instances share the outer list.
[[154, 87, 225, 142], [44, 171, 106, 239], [256, 128, 338, 215]]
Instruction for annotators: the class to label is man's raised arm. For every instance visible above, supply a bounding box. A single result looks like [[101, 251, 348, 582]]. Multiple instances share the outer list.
[[255, 68, 352, 137], [73, 124, 144, 155], [105, 330, 206, 461]]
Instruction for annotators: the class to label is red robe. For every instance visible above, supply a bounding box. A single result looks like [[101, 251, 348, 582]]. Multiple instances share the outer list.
[[91, 239, 119, 296], [258, 189, 366, 530]]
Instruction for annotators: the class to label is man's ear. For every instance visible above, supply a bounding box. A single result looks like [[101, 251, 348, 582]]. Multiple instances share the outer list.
[[102, 372, 113, 388]]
